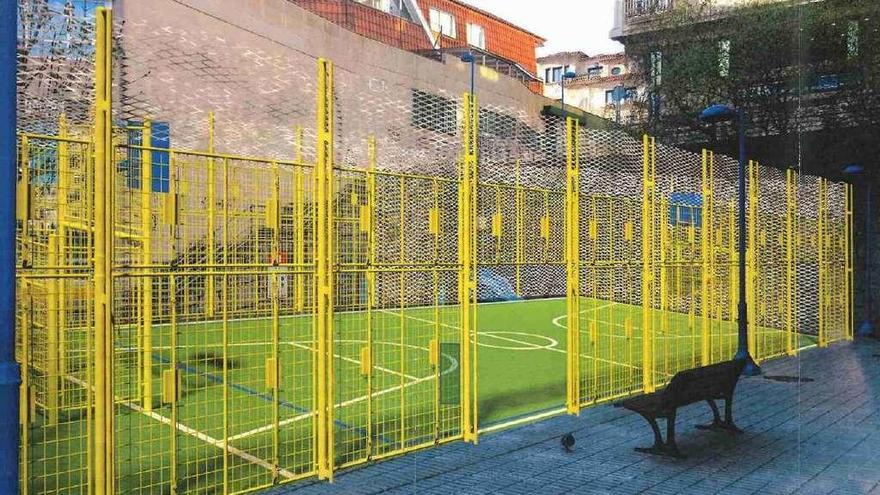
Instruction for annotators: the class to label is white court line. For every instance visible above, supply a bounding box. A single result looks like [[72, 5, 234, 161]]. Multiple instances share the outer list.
[[64, 375, 298, 480], [383, 308, 649, 373], [227, 340, 460, 443], [289, 341, 421, 381], [550, 302, 616, 328]]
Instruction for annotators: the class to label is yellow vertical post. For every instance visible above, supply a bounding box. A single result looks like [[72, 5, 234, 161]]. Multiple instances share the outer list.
[[459, 91, 478, 443], [365, 135, 376, 455], [641, 135, 656, 393], [315, 58, 336, 479], [207, 112, 216, 318], [747, 161, 758, 361], [398, 176, 407, 450], [294, 126, 305, 313], [565, 117, 581, 414], [515, 160, 523, 297], [700, 150, 711, 366], [728, 203, 737, 331], [46, 234, 59, 425], [57, 114, 69, 392], [140, 120, 153, 412], [19, 291, 30, 495], [846, 183, 854, 340], [818, 178, 827, 347], [221, 157, 230, 492], [270, 158, 281, 481], [93, 8, 114, 495], [785, 169, 796, 355], [168, 274, 179, 493]]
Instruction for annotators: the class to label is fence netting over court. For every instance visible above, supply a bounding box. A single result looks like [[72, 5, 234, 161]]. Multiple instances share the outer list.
[[15, 2, 853, 494]]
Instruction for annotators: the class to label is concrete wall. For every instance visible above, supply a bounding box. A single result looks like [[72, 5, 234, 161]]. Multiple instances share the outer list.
[[116, 0, 554, 170]]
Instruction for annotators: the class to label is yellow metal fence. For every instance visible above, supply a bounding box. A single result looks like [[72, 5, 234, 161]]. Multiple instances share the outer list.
[[15, 7, 854, 494]]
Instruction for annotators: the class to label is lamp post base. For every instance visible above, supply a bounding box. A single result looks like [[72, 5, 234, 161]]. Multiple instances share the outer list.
[[734, 349, 762, 377]]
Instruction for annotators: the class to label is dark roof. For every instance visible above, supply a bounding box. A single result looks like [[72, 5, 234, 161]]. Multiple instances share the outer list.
[[537, 51, 592, 63]]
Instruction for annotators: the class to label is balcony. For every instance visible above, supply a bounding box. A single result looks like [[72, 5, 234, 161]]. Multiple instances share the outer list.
[[625, 0, 674, 18]]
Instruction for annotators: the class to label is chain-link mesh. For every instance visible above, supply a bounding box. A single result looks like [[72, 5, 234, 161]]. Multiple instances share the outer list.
[[15, 2, 854, 494]]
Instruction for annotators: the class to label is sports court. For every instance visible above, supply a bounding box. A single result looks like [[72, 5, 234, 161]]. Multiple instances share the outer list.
[[13, 3, 852, 495]]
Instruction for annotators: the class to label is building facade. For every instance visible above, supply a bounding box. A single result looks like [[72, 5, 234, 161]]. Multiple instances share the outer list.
[[291, 0, 546, 91], [608, 0, 880, 333], [538, 52, 644, 124]]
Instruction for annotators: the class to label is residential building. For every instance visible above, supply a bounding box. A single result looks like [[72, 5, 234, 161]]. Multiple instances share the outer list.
[[538, 52, 644, 124], [608, 0, 880, 333], [290, 0, 546, 91]]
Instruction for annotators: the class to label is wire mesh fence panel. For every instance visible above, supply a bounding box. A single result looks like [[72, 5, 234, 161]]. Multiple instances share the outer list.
[[329, 62, 466, 468], [17, 133, 95, 495], [797, 175, 821, 340], [14, 2, 856, 492], [576, 128, 644, 406], [475, 106, 569, 423], [820, 179, 851, 346], [750, 164, 795, 362]]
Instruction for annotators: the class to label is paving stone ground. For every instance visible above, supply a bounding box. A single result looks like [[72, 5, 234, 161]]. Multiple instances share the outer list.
[[270, 340, 880, 494]]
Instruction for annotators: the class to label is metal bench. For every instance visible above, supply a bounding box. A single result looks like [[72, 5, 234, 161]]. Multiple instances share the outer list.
[[615, 359, 746, 458]]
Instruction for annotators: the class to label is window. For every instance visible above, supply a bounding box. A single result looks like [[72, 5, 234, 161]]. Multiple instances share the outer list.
[[650, 50, 662, 86], [357, 0, 390, 11], [429, 8, 456, 38], [411, 89, 458, 135], [479, 108, 517, 137], [847, 20, 859, 59], [611, 66, 623, 76], [719, 39, 731, 77], [551, 66, 562, 83], [605, 87, 638, 104], [467, 23, 486, 49], [587, 65, 603, 78]]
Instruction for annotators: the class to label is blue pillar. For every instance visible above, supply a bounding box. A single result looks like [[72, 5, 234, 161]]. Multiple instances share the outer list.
[[0, 1, 20, 493]]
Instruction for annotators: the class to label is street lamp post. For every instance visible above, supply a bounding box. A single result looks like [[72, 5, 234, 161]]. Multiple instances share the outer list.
[[560, 70, 577, 116], [700, 103, 761, 376], [461, 52, 476, 100], [842, 164, 874, 337]]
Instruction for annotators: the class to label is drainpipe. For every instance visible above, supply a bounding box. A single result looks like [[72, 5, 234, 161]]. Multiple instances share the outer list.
[[0, 1, 21, 492]]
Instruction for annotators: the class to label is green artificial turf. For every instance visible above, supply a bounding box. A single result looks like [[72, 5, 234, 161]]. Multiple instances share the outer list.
[[24, 297, 816, 493]]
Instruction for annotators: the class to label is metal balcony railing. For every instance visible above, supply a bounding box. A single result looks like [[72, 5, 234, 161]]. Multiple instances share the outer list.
[[625, 0, 674, 18]]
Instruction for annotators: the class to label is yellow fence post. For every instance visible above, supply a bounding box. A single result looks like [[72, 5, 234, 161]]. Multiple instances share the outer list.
[[818, 178, 827, 347], [294, 126, 305, 313], [46, 234, 59, 425], [785, 169, 796, 355], [459, 91, 479, 443], [140, 120, 153, 412], [515, 159, 523, 297], [315, 58, 336, 480], [93, 7, 114, 495], [846, 183, 854, 340], [747, 161, 758, 361], [461, 92, 478, 442], [221, 157, 230, 491], [57, 113, 69, 397], [207, 112, 216, 318], [565, 116, 581, 414], [365, 135, 377, 456], [642, 135, 656, 393], [700, 150, 712, 366]]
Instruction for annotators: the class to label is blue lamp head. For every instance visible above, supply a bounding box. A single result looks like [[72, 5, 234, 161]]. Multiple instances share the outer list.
[[564, 71, 577, 80], [842, 163, 864, 175], [699, 103, 738, 123], [461, 52, 475, 63]]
